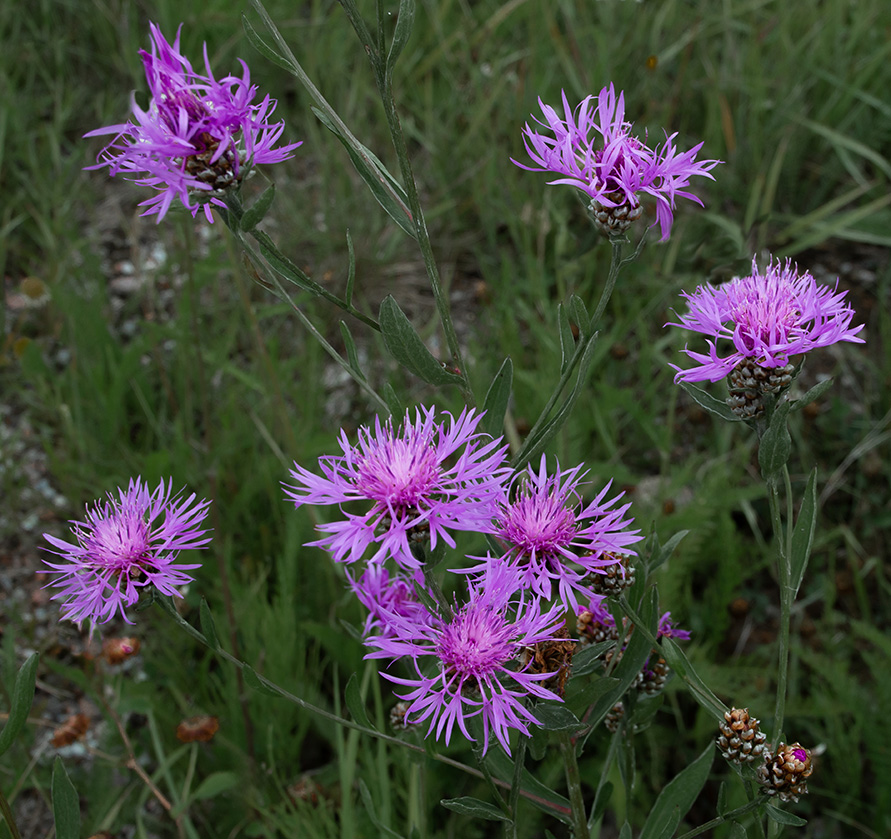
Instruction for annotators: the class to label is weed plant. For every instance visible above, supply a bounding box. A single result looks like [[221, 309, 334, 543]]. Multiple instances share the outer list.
[[1, 0, 890, 838]]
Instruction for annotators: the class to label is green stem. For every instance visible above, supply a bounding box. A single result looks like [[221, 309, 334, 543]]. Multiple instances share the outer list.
[[674, 796, 768, 839], [558, 731, 589, 838], [0, 784, 22, 839], [472, 744, 511, 819], [766, 465, 793, 749], [588, 728, 622, 835], [506, 735, 527, 839]]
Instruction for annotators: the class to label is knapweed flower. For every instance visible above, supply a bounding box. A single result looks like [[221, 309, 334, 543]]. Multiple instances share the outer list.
[[669, 256, 864, 383], [513, 85, 719, 240], [347, 564, 433, 643], [365, 562, 567, 754], [284, 407, 510, 569], [657, 611, 691, 640], [465, 456, 641, 609], [41, 478, 211, 625], [84, 23, 301, 222]]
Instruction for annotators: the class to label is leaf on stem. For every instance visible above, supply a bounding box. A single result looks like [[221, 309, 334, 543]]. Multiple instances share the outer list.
[[242, 664, 277, 697], [313, 108, 416, 239], [0, 652, 39, 758], [241, 14, 298, 74], [639, 743, 714, 839], [764, 804, 807, 826], [661, 638, 727, 721], [557, 303, 576, 375], [340, 321, 367, 382], [533, 702, 581, 732], [791, 377, 833, 412], [379, 296, 463, 386], [678, 381, 743, 423], [251, 229, 327, 296], [440, 797, 512, 821], [758, 398, 793, 483], [648, 530, 689, 574], [240, 183, 276, 232], [481, 357, 513, 439], [387, 0, 416, 70], [790, 468, 818, 597], [485, 748, 572, 824], [199, 598, 220, 651], [569, 295, 591, 337], [51, 757, 80, 839], [345, 230, 357, 307], [345, 673, 376, 731]]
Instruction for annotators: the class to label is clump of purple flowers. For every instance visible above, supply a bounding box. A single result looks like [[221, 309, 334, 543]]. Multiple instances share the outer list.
[[365, 562, 567, 754], [41, 478, 211, 626], [283, 407, 510, 569], [514, 84, 719, 240], [668, 256, 865, 383], [85, 22, 302, 222], [463, 456, 642, 609]]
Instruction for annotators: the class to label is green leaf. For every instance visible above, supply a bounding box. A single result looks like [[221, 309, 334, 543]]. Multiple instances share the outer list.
[[191, 771, 239, 801], [51, 757, 80, 839], [440, 797, 511, 822], [345, 673, 375, 731], [557, 303, 576, 375], [649, 530, 689, 574], [340, 321, 367, 382], [0, 652, 39, 757], [619, 822, 633, 839], [360, 780, 406, 838], [533, 702, 580, 732], [661, 639, 727, 721], [313, 108, 416, 239], [758, 399, 792, 483], [382, 382, 402, 417], [379, 296, 463, 386], [569, 295, 591, 336], [199, 598, 219, 651], [679, 381, 743, 423], [387, 0, 416, 70], [240, 183, 276, 231], [481, 357, 513, 438], [790, 468, 818, 596], [640, 743, 714, 839], [241, 14, 297, 74], [242, 664, 277, 697], [791, 377, 833, 411], [570, 641, 615, 677], [764, 804, 807, 826], [485, 749, 571, 824], [728, 823, 748, 838], [251, 229, 328, 296], [591, 780, 613, 822]]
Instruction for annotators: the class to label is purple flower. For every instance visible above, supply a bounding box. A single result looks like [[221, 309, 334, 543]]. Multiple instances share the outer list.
[[284, 407, 510, 569], [41, 478, 211, 625], [513, 85, 719, 240], [657, 611, 691, 641], [464, 457, 641, 609], [668, 256, 865, 383], [365, 562, 567, 754], [347, 564, 433, 642], [84, 23, 302, 222]]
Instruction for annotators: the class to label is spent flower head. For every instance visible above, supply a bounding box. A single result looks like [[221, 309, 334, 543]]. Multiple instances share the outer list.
[[365, 561, 567, 754], [467, 456, 641, 609], [84, 22, 302, 222], [668, 256, 865, 383], [42, 478, 211, 626], [514, 84, 719, 240], [284, 407, 510, 569]]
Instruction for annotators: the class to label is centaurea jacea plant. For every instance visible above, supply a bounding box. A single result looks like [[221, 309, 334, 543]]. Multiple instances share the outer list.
[[41, 478, 211, 626], [514, 84, 719, 239], [84, 22, 301, 222], [283, 407, 510, 568], [365, 561, 567, 754]]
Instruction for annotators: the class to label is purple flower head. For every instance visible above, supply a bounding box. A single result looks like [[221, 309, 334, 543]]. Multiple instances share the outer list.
[[657, 611, 691, 641], [41, 478, 211, 626], [513, 85, 719, 240], [467, 456, 642, 609], [84, 23, 302, 222], [668, 256, 865, 383], [347, 564, 433, 642], [284, 407, 510, 569], [365, 561, 567, 754]]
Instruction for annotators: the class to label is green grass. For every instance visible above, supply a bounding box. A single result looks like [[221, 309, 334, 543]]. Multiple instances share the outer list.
[[2, 0, 891, 836]]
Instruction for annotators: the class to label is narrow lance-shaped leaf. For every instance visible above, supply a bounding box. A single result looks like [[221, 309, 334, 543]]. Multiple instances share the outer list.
[[481, 357, 513, 439], [679, 381, 743, 423], [52, 757, 80, 839], [241, 14, 298, 74], [387, 0, 416, 70], [240, 183, 276, 231], [661, 638, 727, 721], [345, 673, 375, 731], [199, 598, 220, 651], [764, 804, 807, 826], [345, 230, 357, 307], [648, 530, 689, 574], [639, 743, 714, 839], [379, 296, 463, 386], [0, 652, 39, 758], [791, 377, 833, 412], [569, 294, 591, 337], [340, 321, 367, 382], [758, 398, 793, 484], [790, 468, 818, 596], [440, 797, 511, 822], [557, 303, 575, 375]]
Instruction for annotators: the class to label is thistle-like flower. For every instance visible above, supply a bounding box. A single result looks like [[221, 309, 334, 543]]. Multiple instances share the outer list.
[[284, 407, 510, 568], [668, 256, 864, 384], [41, 478, 211, 625], [365, 562, 568, 754], [466, 456, 641, 609], [84, 23, 301, 222], [346, 564, 433, 643], [513, 84, 719, 240]]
